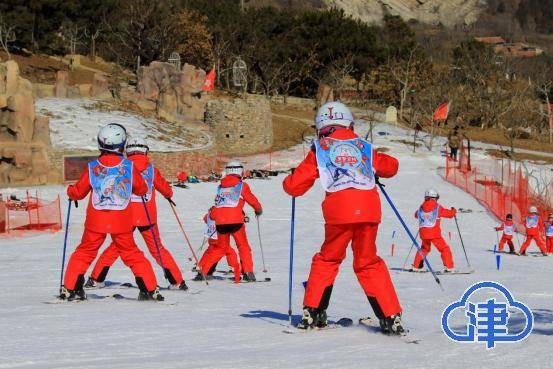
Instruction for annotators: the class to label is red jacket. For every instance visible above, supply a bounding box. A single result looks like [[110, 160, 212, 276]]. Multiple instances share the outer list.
[[67, 153, 148, 234], [128, 154, 173, 227], [211, 175, 262, 225], [525, 215, 544, 237], [282, 129, 398, 225], [496, 220, 516, 239], [415, 199, 456, 240]]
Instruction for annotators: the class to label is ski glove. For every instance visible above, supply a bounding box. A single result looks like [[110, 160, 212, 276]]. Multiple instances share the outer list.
[[255, 209, 263, 216]]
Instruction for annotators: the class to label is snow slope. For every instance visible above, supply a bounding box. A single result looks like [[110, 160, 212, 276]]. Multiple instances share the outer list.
[[36, 98, 212, 152], [0, 121, 552, 369]]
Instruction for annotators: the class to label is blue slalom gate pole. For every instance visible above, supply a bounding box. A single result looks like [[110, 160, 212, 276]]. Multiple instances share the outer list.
[[288, 197, 296, 327], [377, 182, 443, 290], [141, 196, 168, 282], [59, 199, 72, 290]]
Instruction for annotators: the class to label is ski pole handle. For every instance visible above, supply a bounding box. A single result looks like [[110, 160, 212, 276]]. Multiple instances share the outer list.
[[166, 198, 176, 206]]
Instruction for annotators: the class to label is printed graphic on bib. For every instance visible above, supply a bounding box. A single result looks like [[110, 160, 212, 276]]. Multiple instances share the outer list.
[[418, 207, 439, 228], [315, 138, 375, 193], [526, 215, 539, 228], [89, 159, 133, 210], [215, 182, 243, 208], [131, 164, 154, 202]]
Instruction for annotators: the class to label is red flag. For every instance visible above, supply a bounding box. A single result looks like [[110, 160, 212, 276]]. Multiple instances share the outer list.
[[433, 102, 450, 121], [203, 69, 215, 91]]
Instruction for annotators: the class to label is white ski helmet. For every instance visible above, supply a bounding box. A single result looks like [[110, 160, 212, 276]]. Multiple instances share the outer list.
[[424, 188, 439, 199], [126, 136, 149, 155], [97, 123, 127, 153], [529, 206, 538, 214], [225, 161, 244, 177], [315, 101, 354, 131]]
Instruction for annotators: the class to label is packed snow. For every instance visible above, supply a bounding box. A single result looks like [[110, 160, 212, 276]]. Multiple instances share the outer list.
[[36, 98, 213, 152], [1, 120, 552, 369]]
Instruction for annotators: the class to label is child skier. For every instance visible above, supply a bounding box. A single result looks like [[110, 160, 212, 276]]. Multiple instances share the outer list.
[[60, 124, 162, 301], [194, 206, 239, 280], [85, 137, 188, 290], [412, 189, 456, 272], [494, 213, 516, 254], [197, 161, 262, 282], [283, 101, 404, 335], [519, 206, 547, 256], [546, 214, 553, 254]]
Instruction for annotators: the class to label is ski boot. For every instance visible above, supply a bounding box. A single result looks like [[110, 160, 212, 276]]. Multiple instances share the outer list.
[[443, 267, 456, 273], [242, 272, 256, 282], [296, 307, 327, 329], [169, 281, 189, 291], [138, 287, 165, 301], [379, 313, 405, 335], [411, 266, 426, 273], [59, 286, 87, 301], [193, 272, 213, 281], [84, 276, 105, 289], [519, 252, 527, 256]]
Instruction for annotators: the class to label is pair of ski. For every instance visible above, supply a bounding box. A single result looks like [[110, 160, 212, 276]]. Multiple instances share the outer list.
[[284, 317, 420, 344], [86, 281, 203, 294], [400, 268, 474, 275], [44, 293, 178, 305]]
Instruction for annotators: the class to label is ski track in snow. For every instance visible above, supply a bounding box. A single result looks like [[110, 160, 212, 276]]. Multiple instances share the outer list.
[[36, 98, 213, 152], [1, 121, 552, 368]]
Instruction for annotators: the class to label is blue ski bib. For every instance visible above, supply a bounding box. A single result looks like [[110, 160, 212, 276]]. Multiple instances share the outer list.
[[88, 158, 133, 211], [205, 213, 218, 240], [314, 137, 375, 193], [546, 222, 553, 237], [215, 182, 243, 208], [418, 207, 439, 228], [526, 215, 539, 228], [131, 164, 154, 203]]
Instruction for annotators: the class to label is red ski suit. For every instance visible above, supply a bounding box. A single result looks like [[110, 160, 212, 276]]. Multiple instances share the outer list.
[[197, 209, 240, 277], [63, 153, 158, 292], [495, 220, 516, 252], [546, 221, 553, 253], [413, 199, 456, 269], [283, 129, 401, 318], [90, 154, 184, 285], [202, 175, 262, 278], [520, 215, 546, 254]]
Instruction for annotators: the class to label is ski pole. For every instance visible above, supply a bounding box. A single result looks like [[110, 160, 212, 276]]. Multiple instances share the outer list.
[[454, 214, 471, 267], [256, 215, 268, 273], [189, 229, 216, 263], [376, 181, 443, 289], [168, 199, 208, 285], [59, 199, 72, 290], [288, 197, 296, 328], [141, 196, 168, 282], [401, 229, 420, 271], [495, 229, 500, 248]]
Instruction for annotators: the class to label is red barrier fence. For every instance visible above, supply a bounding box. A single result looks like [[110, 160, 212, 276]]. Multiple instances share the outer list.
[[445, 154, 553, 233], [0, 191, 62, 235]]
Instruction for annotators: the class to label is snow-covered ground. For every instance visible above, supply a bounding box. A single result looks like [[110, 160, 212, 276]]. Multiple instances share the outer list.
[[36, 98, 213, 152], [1, 121, 552, 369]]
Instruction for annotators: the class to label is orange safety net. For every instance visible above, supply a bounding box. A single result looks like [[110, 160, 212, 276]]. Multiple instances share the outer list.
[[1, 191, 62, 235], [445, 154, 553, 236]]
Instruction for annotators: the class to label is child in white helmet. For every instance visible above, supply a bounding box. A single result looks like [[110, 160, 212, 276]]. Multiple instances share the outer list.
[[519, 206, 547, 256]]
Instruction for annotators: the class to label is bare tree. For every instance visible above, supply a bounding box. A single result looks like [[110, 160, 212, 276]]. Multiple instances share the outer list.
[[84, 25, 104, 62], [0, 15, 16, 59], [62, 22, 82, 56], [389, 45, 420, 122]]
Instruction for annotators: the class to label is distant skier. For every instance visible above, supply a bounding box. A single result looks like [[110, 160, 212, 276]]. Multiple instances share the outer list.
[[495, 213, 517, 254], [194, 206, 239, 281], [546, 214, 553, 254], [85, 137, 188, 290], [197, 161, 262, 282], [60, 124, 162, 301], [413, 189, 456, 272], [283, 101, 404, 335], [519, 206, 547, 256]]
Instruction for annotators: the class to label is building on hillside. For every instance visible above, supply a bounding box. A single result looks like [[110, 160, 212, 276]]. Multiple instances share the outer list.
[[474, 36, 543, 57]]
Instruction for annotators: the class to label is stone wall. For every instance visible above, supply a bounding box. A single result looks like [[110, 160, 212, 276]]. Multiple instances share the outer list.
[[205, 95, 273, 156], [0, 60, 52, 186]]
